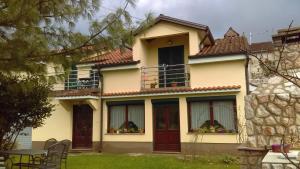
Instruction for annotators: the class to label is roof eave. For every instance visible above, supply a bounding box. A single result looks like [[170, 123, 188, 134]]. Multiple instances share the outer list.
[[94, 60, 140, 69], [189, 51, 247, 59]]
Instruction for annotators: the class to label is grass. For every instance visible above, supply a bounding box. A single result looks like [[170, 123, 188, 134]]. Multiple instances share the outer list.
[[66, 153, 240, 169], [7, 153, 239, 169]]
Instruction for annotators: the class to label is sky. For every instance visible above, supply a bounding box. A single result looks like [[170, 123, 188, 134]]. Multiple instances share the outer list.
[[77, 0, 300, 43]]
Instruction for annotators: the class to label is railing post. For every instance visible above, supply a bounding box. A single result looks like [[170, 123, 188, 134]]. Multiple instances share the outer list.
[[67, 72, 69, 90], [141, 67, 144, 89], [93, 69, 96, 88], [163, 64, 167, 88]]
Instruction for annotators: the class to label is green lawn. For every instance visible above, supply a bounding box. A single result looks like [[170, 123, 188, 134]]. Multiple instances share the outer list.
[[66, 154, 239, 169]]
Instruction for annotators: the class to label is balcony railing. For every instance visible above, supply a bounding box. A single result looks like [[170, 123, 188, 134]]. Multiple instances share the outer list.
[[64, 69, 100, 90], [141, 64, 190, 89]]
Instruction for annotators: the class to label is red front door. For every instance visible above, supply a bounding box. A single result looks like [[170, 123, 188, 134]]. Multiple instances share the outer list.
[[153, 102, 180, 152], [72, 104, 93, 149]]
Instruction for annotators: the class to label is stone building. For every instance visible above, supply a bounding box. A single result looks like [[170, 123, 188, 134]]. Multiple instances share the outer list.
[[249, 26, 300, 88]]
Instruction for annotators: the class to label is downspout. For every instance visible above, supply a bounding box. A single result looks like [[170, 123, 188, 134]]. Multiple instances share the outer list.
[[97, 67, 104, 152], [245, 54, 250, 94]]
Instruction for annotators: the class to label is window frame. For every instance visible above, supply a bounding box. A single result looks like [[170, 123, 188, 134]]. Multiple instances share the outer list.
[[187, 98, 237, 133], [107, 101, 145, 134]]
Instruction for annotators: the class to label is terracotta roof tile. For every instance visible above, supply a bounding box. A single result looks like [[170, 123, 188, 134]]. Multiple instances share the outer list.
[[190, 28, 249, 58], [51, 88, 100, 97], [250, 42, 274, 53], [80, 48, 139, 67], [103, 85, 241, 97]]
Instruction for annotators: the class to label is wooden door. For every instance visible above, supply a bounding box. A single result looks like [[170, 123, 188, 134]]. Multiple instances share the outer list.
[[72, 104, 93, 149], [158, 45, 185, 87], [153, 103, 180, 152]]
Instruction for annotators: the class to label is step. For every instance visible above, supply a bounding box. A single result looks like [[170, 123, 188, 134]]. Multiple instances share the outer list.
[[0, 157, 3, 161], [69, 149, 93, 154]]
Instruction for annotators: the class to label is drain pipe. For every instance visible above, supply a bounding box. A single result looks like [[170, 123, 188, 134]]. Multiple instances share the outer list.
[[98, 68, 104, 152]]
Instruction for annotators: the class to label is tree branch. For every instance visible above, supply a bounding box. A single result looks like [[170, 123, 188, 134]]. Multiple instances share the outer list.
[[28, 1, 130, 61]]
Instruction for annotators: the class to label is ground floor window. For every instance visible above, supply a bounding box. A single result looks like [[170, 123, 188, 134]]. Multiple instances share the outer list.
[[108, 101, 145, 134], [188, 98, 237, 133]]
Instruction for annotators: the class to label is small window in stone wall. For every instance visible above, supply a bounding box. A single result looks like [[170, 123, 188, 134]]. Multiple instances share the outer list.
[[188, 99, 237, 133]]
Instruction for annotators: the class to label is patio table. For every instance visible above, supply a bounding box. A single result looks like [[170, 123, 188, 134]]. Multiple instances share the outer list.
[[262, 150, 300, 168], [0, 149, 47, 169]]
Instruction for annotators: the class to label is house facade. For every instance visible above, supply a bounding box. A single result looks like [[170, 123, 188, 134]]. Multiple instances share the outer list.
[[32, 15, 249, 154]]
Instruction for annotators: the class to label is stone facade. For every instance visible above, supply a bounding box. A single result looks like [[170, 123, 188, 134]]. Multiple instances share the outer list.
[[249, 43, 300, 87], [240, 76, 300, 169]]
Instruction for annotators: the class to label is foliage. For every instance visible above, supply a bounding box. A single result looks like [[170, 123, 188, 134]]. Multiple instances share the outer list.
[[220, 155, 238, 165], [0, 0, 156, 75], [0, 73, 53, 150]]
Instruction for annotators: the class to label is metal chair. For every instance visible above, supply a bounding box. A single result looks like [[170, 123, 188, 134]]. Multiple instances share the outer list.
[[59, 140, 71, 169], [0, 154, 13, 169], [44, 138, 58, 150], [0, 156, 5, 169], [31, 142, 66, 169]]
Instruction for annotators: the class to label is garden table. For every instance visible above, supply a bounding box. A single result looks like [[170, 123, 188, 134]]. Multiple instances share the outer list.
[[262, 150, 300, 168], [0, 149, 47, 169]]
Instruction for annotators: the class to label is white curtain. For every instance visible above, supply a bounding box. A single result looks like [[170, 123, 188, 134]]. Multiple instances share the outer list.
[[213, 101, 235, 130], [110, 105, 126, 129], [190, 102, 210, 130], [128, 105, 145, 129]]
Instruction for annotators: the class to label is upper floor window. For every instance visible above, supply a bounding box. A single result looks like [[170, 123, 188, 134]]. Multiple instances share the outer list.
[[188, 97, 237, 133]]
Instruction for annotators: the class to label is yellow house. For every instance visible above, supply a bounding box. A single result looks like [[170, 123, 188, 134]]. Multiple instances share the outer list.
[[32, 15, 249, 154]]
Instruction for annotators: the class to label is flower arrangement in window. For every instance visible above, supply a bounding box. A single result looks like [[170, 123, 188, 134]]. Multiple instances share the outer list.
[[198, 120, 236, 133], [112, 121, 144, 134]]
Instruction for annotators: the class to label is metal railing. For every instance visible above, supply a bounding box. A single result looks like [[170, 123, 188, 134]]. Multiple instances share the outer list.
[[64, 69, 100, 90], [141, 64, 190, 89]]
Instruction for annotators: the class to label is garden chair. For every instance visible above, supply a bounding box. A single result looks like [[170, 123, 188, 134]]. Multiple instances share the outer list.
[[0, 156, 5, 169], [28, 138, 58, 164], [30, 142, 66, 169], [44, 138, 58, 150], [59, 140, 71, 169]]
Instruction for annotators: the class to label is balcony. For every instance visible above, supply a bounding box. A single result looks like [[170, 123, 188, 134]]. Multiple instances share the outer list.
[[64, 69, 100, 90], [141, 64, 190, 89]]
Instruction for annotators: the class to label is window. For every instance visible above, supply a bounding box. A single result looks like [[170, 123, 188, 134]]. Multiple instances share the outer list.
[[108, 103, 145, 134], [188, 99, 236, 133]]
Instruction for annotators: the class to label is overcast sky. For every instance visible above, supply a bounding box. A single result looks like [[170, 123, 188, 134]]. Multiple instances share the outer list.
[[77, 0, 300, 43]]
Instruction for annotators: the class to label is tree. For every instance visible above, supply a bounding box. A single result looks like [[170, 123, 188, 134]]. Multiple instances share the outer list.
[[0, 73, 53, 150], [0, 0, 138, 74], [0, 0, 155, 150]]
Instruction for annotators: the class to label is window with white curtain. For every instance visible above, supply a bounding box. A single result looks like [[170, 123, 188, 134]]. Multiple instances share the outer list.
[[190, 102, 210, 130], [128, 105, 145, 130], [189, 99, 236, 133], [109, 106, 126, 130], [108, 103, 145, 133], [213, 101, 235, 131]]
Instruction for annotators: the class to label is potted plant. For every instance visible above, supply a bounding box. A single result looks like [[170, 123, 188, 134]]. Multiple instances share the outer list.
[[109, 128, 115, 133], [139, 128, 145, 134], [272, 144, 291, 153], [209, 126, 215, 133], [150, 82, 157, 88], [171, 81, 177, 87]]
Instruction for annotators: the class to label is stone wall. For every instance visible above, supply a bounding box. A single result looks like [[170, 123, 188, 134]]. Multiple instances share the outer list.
[[240, 76, 300, 169], [249, 43, 300, 86]]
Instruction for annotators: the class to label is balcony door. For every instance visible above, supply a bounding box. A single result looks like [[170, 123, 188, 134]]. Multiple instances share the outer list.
[[158, 45, 185, 87]]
